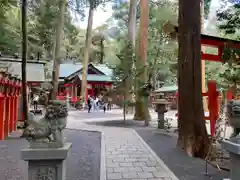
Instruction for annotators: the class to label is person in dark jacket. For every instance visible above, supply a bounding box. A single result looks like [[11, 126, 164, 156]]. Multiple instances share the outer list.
[[87, 97, 92, 113]]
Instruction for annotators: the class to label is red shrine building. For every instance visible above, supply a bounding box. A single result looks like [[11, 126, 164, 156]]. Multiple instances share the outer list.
[[57, 62, 114, 102]]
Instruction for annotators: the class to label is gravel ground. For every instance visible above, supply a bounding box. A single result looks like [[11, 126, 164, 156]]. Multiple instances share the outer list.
[[0, 129, 101, 180], [136, 128, 230, 180]]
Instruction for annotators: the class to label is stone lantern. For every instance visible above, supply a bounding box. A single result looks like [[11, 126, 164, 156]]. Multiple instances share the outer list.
[[222, 100, 240, 180], [152, 93, 170, 129]]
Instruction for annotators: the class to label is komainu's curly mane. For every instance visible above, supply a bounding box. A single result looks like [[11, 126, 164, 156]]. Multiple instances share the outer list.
[[45, 100, 68, 120]]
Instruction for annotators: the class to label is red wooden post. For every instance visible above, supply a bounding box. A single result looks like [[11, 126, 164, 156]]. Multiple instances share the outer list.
[[12, 77, 19, 131], [0, 71, 5, 140], [4, 74, 11, 137], [9, 76, 15, 133], [207, 80, 219, 136], [15, 81, 21, 128], [227, 88, 233, 101], [0, 93, 4, 140]]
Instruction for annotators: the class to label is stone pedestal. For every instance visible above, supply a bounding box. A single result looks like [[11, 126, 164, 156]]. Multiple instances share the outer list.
[[222, 138, 240, 180], [21, 143, 72, 180]]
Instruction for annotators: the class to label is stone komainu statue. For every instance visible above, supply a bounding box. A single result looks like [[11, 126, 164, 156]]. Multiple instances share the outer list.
[[22, 100, 68, 148], [227, 100, 240, 137]]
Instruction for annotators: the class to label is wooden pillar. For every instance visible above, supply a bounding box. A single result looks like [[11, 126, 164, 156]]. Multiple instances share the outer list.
[[227, 88, 233, 101], [9, 77, 15, 133], [14, 82, 20, 131], [207, 80, 219, 136], [0, 72, 5, 140], [0, 93, 4, 140], [4, 79, 10, 137]]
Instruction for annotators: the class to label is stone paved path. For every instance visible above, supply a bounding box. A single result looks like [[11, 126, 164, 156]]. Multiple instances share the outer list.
[[67, 111, 179, 180]]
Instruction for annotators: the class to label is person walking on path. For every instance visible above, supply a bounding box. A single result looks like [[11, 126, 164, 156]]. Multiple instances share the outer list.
[[103, 101, 107, 113], [87, 96, 92, 113], [93, 97, 98, 112], [33, 94, 39, 110], [107, 97, 112, 110]]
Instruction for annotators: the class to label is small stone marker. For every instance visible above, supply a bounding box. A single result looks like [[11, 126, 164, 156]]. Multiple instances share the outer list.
[[21, 100, 71, 180]]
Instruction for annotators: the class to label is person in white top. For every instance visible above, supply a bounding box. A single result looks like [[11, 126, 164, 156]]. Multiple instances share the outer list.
[[33, 94, 40, 110], [93, 97, 99, 112]]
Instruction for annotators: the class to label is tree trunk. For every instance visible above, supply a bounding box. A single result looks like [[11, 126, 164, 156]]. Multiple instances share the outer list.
[[21, 0, 28, 127], [134, 0, 151, 124], [123, 0, 137, 114], [80, 7, 94, 106], [51, 0, 66, 100], [100, 39, 104, 63], [177, 0, 210, 158]]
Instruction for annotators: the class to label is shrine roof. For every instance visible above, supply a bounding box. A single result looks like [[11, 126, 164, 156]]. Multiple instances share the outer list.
[[78, 74, 114, 82], [155, 85, 178, 92], [59, 63, 82, 77], [59, 62, 113, 78], [0, 60, 45, 82]]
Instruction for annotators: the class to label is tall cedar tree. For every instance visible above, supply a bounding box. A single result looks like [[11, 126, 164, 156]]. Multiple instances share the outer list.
[[177, 0, 210, 157]]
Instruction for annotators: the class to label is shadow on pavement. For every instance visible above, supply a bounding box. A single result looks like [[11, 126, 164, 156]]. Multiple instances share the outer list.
[[85, 119, 147, 127]]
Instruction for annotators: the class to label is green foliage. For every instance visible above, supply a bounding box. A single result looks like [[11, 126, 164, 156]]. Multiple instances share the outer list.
[[0, 0, 114, 62], [217, 2, 240, 34], [204, 0, 212, 19], [110, 0, 178, 88], [213, 0, 240, 91]]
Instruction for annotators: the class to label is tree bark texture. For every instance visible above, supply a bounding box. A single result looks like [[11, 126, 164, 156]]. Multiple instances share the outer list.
[[51, 0, 66, 100], [177, 0, 210, 158], [134, 0, 151, 123], [21, 0, 28, 126], [124, 0, 137, 113], [80, 7, 94, 105]]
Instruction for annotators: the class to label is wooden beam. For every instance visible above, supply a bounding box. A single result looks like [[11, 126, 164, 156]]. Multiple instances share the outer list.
[[201, 53, 222, 62]]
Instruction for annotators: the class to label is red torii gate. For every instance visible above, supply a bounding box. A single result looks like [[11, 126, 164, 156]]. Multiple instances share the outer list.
[[171, 25, 240, 136]]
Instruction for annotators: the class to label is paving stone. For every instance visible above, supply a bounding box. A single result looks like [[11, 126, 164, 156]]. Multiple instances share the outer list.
[[113, 158, 125, 162], [107, 172, 122, 179], [153, 172, 171, 178], [107, 162, 120, 168], [142, 166, 158, 172], [133, 162, 147, 167], [119, 162, 133, 167], [137, 172, 154, 178], [114, 167, 143, 173], [122, 172, 138, 179], [146, 161, 159, 166], [107, 168, 114, 173]]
